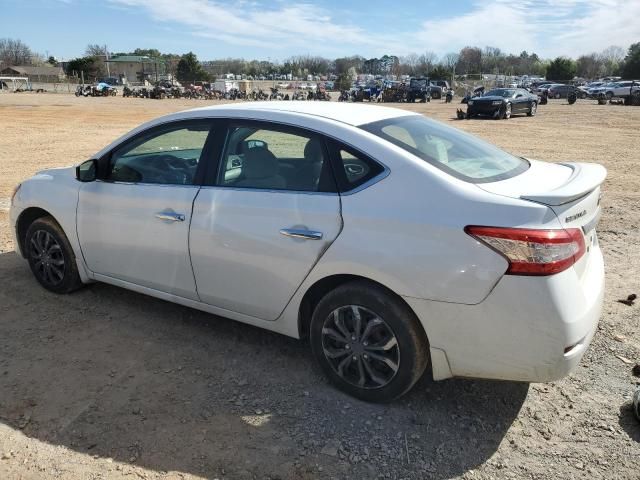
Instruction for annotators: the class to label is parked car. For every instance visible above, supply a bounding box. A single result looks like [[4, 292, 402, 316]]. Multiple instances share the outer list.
[[10, 103, 605, 402], [535, 82, 555, 95], [99, 77, 120, 86], [578, 82, 602, 96], [603, 80, 638, 99], [432, 80, 450, 91], [408, 77, 430, 102], [547, 84, 585, 99], [466, 88, 538, 119], [587, 82, 617, 98], [428, 82, 443, 99]]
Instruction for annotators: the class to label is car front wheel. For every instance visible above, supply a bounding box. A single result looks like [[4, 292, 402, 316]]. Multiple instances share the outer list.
[[25, 216, 83, 294], [310, 281, 429, 402], [502, 103, 512, 119]]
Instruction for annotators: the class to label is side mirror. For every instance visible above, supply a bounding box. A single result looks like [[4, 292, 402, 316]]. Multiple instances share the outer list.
[[76, 159, 97, 182]]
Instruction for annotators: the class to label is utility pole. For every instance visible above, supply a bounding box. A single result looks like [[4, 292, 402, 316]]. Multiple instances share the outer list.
[[105, 45, 110, 78]]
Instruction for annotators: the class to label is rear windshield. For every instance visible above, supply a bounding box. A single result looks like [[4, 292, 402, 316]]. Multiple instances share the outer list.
[[360, 115, 529, 183]]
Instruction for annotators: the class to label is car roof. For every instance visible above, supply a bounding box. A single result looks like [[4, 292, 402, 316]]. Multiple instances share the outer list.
[[185, 102, 417, 127]]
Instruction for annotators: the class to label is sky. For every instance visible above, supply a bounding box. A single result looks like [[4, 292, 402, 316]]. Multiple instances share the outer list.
[[1, 0, 638, 61]]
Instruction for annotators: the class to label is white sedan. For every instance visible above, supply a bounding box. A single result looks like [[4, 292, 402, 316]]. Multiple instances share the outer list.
[[10, 103, 606, 402]]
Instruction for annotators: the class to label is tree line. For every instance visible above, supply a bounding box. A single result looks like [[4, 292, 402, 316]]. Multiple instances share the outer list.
[[2, 38, 639, 83]]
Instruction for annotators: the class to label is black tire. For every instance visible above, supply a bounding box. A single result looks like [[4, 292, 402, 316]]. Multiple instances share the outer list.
[[310, 281, 429, 402], [498, 103, 511, 120], [25, 216, 83, 294], [527, 101, 537, 116]]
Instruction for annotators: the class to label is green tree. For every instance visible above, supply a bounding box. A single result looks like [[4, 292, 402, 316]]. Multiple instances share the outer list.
[[335, 72, 352, 91], [132, 48, 162, 58], [430, 64, 449, 80], [176, 52, 209, 82], [622, 43, 640, 79], [47, 56, 57, 66], [547, 57, 576, 81], [546, 57, 576, 81], [65, 56, 105, 80]]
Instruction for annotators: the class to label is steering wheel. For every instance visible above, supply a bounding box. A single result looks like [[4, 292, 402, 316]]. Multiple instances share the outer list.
[[153, 154, 191, 184]]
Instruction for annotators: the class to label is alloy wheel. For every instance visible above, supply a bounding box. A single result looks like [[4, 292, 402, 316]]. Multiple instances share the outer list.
[[29, 230, 65, 286], [321, 305, 400, 389], [504, 104, 512, 119]]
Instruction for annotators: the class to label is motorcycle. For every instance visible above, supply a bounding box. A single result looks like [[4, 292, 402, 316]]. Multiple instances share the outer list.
[[75, 85, 92, 97]]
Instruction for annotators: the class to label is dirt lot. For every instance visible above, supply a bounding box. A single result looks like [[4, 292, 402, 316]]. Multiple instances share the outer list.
[[0, 94, 639, 480]]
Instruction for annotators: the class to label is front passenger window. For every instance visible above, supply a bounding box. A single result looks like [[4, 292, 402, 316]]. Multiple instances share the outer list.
[[108, 123, 211, 185]]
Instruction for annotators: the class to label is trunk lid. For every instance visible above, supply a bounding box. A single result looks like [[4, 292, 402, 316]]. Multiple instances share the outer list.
[[478, 160, 607, 277]]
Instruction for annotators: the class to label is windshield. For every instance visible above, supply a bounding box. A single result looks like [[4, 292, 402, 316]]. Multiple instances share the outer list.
[[361, 115, 529, 183], [485, 89, 516, 98]]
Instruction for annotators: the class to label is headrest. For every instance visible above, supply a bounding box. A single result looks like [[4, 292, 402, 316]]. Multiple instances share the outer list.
[[242, 147, 278, 179], [304, 138, 324, 163]]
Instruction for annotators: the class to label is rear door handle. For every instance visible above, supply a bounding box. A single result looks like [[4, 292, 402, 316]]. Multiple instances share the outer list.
[[155, 211, 185, 222], [279, 228, 323, 240]]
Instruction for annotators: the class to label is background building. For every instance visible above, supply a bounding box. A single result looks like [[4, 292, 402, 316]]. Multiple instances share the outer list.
[[104, 55, 165, 84]]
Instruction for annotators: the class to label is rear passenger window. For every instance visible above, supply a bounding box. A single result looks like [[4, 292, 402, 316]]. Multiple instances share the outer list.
[[335, 147, 385, 192], [218, 125, 335, 192]]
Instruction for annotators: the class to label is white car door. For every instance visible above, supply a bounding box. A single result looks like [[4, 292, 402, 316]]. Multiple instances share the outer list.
[[77, 120, 216, 300], [189, 121, 342, 320]]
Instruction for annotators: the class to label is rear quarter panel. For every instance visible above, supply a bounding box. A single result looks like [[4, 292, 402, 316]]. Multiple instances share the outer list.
[[294, 142, 562, 305]]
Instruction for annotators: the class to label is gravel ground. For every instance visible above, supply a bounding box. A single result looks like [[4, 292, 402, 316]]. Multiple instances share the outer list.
[[0, 94, 638, 480]]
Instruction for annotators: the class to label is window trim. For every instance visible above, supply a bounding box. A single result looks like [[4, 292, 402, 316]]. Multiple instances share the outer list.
[[98, 119, 222, 186], [326, 140, 388, 195], [206, 119, 339, 195]]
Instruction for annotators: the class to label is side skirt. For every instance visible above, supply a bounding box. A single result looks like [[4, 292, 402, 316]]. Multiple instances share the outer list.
[[91, 273, 301, 339]]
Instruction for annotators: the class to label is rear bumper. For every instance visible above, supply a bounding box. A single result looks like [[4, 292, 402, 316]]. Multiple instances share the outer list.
[[405, 244, 604, 383]]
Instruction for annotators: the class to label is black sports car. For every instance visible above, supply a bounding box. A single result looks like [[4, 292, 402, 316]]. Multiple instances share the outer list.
[[466, 88, 538, 119]]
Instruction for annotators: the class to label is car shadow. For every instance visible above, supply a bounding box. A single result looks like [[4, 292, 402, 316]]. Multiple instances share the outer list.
[[619, 400, 640, 443], [457, 114, 533, 121], [0, 251, 528, 479]]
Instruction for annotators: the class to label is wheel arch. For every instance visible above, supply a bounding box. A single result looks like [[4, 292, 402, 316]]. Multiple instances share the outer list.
[[16, 207, 60, 258], [297, 273, 428, 343]]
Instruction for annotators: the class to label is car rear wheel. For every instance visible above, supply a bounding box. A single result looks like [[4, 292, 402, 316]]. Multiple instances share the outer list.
[[528, 101, 537, 116], [310, 281, 429, 402], [25, 216, 83, 294]]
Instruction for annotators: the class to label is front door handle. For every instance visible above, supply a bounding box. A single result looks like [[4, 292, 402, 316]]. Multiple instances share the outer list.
[[155, 211, 185, 222], [279, 228, 323, 240]]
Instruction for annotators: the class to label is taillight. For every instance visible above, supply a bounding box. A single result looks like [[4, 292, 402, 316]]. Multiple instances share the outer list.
[[465, 226, 586, 276]]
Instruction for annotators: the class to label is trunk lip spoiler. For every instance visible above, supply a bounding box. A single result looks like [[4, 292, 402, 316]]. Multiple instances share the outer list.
[[519, 162, 607, 206]]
